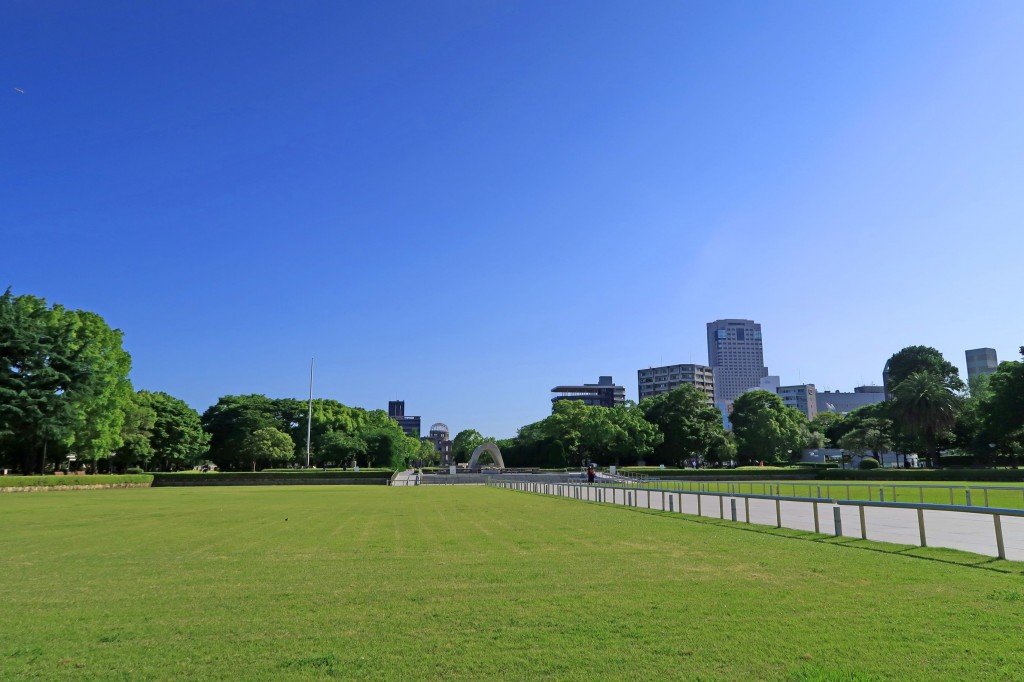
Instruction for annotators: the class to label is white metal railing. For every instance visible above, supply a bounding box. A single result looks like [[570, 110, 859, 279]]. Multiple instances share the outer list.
[[637, 479, 1024, 510], [487, 479, 1024, 562]]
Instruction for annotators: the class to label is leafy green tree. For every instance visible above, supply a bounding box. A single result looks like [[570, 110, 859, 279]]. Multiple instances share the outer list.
[[317, 431, 367, 467], [416, 438, 440, 467], [586, 403, 663, 466], [890, 371, 962, 468], [240, 427, 294, 471], [0, 291, 76, 472], [838, 418, 894, 461], [145, 392, 209, 471], [202, 395, 284, 469], [113, 391, 158, 470], [639, 385, 726, 466], [360, 426, 407, 469], [809, 411, 846, 448], [729, 390, 807, 465], [885, 346, 965, 393], [451, 429, 486, 464], [0, 290, 134, 473], [980, 348, 1024, 466], [953, 374, 997, 465], [54, 308, 134, 472]]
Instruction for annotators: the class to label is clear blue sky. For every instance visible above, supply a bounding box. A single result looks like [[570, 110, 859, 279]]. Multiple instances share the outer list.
[[4, 2, 1023, 438]]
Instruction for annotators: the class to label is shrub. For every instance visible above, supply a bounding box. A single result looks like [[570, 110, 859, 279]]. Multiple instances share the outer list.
[[858, 458, 880, 470], [125, 467, 145, 474]]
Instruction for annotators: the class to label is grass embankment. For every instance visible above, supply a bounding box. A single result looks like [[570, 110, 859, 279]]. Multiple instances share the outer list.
[[0, 474, 153, 489], [642, 479, 1024, 509], [2, 486, 1023, 680]]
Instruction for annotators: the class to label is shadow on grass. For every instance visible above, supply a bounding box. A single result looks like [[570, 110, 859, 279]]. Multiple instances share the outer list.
[[560, 495, 1024, 575]]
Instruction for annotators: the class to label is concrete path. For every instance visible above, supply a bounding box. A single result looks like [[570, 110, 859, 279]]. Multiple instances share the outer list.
[[391, 470, 420, 486], [526, 483, 1024, 562]]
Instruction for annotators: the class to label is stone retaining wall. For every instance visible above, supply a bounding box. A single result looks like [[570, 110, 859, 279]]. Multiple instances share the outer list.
[[152, 478, 388, 487], [0, 483, 153, 493]]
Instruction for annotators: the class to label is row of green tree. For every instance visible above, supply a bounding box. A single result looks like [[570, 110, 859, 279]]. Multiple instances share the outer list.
[[807, 345, 1024, 468], [468, 344, 1023, 468], [0, 290, 438, 473]]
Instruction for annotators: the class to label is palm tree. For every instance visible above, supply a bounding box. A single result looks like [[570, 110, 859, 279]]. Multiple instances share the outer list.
[[890, 372, 962, 468]]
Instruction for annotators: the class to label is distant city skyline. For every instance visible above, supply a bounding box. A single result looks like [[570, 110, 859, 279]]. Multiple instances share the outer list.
[[4, 2, 1023, 439]]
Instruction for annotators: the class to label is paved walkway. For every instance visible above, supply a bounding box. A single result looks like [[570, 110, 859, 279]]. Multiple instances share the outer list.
[[391, 470, 420, 486], [521, 483, 1024, 562]]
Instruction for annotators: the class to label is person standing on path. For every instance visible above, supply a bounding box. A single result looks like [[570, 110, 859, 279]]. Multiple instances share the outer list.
[[587, 464, 596, 484]]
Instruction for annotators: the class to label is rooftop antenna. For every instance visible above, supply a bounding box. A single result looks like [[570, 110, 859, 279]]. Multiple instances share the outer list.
[[306, 357, 314, 468]]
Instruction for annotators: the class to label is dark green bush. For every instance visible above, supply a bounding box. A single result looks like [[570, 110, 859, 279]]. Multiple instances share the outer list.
[[125, 467, 145, 474], [859, 457, 880, 470]]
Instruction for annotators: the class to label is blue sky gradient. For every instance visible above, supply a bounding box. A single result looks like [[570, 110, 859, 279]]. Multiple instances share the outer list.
[[4, 2, 1023, 437]]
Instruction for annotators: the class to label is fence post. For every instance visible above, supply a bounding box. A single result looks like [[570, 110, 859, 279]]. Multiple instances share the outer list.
[[859, 504, 867, 540], [966, 490, 972, 507], [697, 494, 702, 517], [984, 488, 989, 508], [775, 498, 782, 528], [719, 496, 724, 519], [917, 508, 927, 547], [744, 497, 750, 523], [994, 514, 1006, 560], [813, 501, 820, 533], [731, 499, 737, 522], [817, 486, 822, 499], [880, 489, 885, 503], [833, 505, 843, 536], [669, 494, 674, 512]]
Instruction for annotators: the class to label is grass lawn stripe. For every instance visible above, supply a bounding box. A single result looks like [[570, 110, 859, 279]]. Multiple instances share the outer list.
[[1, 486, 1022, 680]]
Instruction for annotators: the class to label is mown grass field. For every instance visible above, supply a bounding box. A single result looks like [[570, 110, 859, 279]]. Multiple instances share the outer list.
[[2, 486, 1023, 681], [644, 479, 1024, 509]]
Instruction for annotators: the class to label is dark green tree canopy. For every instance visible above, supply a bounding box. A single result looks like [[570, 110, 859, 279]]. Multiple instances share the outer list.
[[0, 289, 133, 473], [886, 346, 964, 392], [979, 348, 1024, 462], [889, 371, 962, 467], [240, 427, 295, 469], [729, 390, 807, 465], [639, 384, 727, 465]]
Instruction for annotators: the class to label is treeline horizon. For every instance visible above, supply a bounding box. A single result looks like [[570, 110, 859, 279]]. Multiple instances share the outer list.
[[3, 289, 1021, 474]]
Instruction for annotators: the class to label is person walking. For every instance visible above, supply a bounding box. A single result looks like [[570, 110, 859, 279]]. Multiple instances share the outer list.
[[586, 464, 596, 484]]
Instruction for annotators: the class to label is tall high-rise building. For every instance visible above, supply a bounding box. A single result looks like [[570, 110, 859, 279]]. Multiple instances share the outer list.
[[965, 348, 999, 383], [706, 319, 769, 403], [637, 364, 715, 404], [387, 400, 421, 438]]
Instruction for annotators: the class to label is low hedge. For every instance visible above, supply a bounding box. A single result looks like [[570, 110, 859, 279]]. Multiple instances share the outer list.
[[0, 474, 153, 488], [153, 470, 392, 481], [820, 469, 1024, 482], [260, 468, 393, 473]]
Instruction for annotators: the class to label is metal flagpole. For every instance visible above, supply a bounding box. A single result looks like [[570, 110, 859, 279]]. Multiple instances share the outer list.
[[306, 357, 314, 468]]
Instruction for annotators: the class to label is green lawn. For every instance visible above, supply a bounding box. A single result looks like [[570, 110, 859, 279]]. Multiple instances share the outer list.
[[2, 486, 1023, 681], [646, 479, 1024, 509]]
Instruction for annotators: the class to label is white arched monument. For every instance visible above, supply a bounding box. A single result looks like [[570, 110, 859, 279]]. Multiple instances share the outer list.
[[468, 442, 505, 469]]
